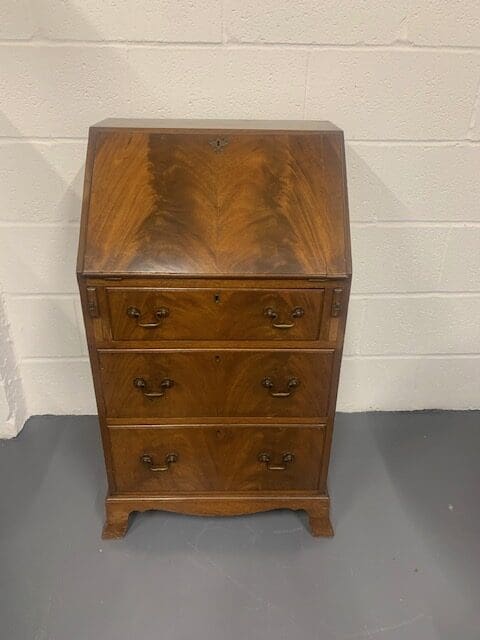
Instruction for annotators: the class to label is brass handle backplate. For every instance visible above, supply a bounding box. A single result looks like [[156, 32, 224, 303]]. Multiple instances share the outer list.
[[264, 306, 304, 329], [127, 306, 169, 328], [133, 377, 174, 399], [258, 452, 295, 471], [141, 453, 178, 472], [262, 376, 300, 398]]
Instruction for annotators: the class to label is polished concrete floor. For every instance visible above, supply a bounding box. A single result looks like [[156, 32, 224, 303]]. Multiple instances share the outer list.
[[1, 412, 479, 640]]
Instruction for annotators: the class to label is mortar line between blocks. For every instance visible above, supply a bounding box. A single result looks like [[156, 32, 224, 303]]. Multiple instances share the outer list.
[[1, 40, 480, 54], [0, 222, 80, 228], [1, 221, 479, 229], [302, 50, 310, 119], [350, 292, 480, 299], [6, 292, 480, 300], [0, 137, 479, 146], [19, 354, 480, 363], [351, 221, 480, 228], [343, 354, 480, 360], [21, 356, 89, 363]]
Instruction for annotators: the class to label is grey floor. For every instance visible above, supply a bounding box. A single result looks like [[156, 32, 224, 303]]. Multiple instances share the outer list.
[[1, 413, 479, 640]]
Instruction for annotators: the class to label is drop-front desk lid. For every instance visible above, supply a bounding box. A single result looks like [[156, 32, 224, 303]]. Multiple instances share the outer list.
[[78, 119, 351, 279]]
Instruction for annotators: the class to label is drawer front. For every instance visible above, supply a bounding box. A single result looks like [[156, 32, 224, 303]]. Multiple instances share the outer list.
[[99, 350, 334, 419], [106, 287, 324, 341], [109, 425, 325, 493]]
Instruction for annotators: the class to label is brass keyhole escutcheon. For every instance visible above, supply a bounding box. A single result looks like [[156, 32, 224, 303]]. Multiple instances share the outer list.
[[209, 137, 229, 152]]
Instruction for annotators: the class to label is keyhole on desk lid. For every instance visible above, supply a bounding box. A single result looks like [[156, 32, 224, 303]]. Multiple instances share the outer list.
[[214, 293, 221, 304], [214, 354, 221, 363]]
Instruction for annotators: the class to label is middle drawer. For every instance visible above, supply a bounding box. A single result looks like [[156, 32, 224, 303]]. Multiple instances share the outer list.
[[98, 350, 334, 419]]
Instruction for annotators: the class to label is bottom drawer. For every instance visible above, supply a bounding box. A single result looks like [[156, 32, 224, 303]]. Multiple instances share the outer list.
[[109, 425, 325, 493]]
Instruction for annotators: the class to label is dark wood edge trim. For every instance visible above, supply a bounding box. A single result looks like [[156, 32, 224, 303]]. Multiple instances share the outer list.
[[94, 128, 341, 136], [103, 493, 333, 538], [97, 347, 336, 355], [106, 422, 327, 430], [76, 127, 98, 275], [77, 279, 116, 492], [86, 276, 351, 288], [339, 131, 353, 277], [319, 279, 351, 491], [80, 271, 352, 279], [106, 416, 329, 426], [107, 492, 329, 502], [95, 341, 337, 349], [103, 285, 328, 292]]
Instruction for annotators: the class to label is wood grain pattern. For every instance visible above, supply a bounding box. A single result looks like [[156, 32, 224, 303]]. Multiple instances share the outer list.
[[80, 127, 349, 278], [102, 493, 333, 539], [106, 287, 324, 341], [109, 425, 325, 493], [98, 349, 334, 419], [77, 120, 351, 539]]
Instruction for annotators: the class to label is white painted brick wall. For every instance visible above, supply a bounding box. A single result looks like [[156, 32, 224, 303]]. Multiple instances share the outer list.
[[305, 51, 479, 140], [225, 0, 480, 47], [347, 144, 480, 222], [36, 1, 223, 43], [0, 142, 85, 223], [0, 1, 479, 433]]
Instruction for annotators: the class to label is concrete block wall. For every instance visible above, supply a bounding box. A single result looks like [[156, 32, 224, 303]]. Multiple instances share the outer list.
[[0, 1, 479, 435]]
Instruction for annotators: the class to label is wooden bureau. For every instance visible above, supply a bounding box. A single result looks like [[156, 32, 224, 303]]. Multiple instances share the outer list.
[[77, 119, 351, 538]]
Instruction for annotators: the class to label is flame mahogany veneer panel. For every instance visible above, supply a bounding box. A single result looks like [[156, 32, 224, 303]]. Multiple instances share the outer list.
[[82, 130, 350, 278], [98, 349, 334, 419], [106, 287, 324, 341], [109, 425, 326, 493], [77, 120, 351, 539]]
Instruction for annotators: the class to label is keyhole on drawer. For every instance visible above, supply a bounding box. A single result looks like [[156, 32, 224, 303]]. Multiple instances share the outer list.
[[214, 293, 221, 304], [214, 354, 221, 363]]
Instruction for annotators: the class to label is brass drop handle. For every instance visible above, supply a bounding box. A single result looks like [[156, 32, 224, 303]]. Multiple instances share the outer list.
[[264, 306, 304, 329], [127, 306, 169, 328], [258, 452, 295, 471], [262, 376, 300, 398], [133, 377, 174, 399], [141, 453, 178, 472]]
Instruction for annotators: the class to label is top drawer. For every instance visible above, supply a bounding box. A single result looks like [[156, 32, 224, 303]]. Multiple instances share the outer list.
[[106, 287, 324, 341]]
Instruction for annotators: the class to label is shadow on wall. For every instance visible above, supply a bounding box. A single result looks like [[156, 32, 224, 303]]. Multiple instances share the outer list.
[[339, 144, 473, 411], [0, 112, 85, 434], [347, 145, 415, 221], [0, 112, 95, 423], [0, 2, 142, 427], [2, 2, 473, 420]]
